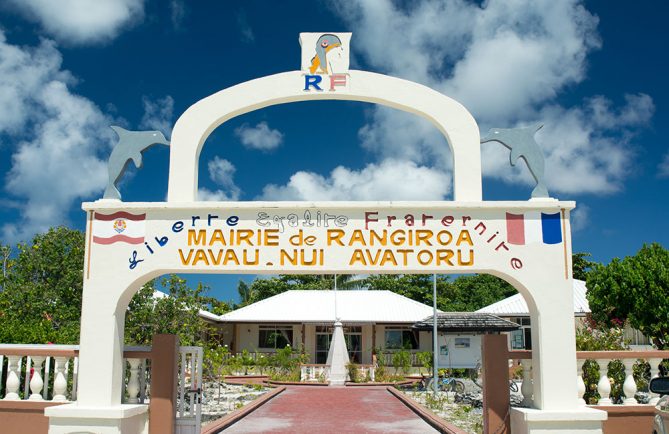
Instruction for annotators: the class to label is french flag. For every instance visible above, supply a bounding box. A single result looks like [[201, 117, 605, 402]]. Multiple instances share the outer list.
[[506, 212, 562, 245], [92, 212, 146, 245]]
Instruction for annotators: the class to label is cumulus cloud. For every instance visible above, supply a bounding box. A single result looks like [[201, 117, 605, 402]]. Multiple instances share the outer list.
[[259, 159, 451, 201], [198, 157, 241, 201], [139, 95, 175, 137], [235, 122, 284, 151], [481, 94, 654, 194], [0, 31, 115, 242], [329, 0, 654, 197], [8, 0, 145, 45]]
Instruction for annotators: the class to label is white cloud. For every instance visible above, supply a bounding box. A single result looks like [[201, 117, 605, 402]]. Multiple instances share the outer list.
[[8, 0, 145, 45], [659, 152, 669, 178], [259, 159, 451, 201], [331, 0, 654, 196], [236, 10, 255, 43], [235, 122, 283, 151], [570, 204, 589, 232], [139, 95, 175, 137], [481, 94, 654, 194], [169, 0, 186, 29], [198, 157, 241, 201], [0, 31, 115, 242]]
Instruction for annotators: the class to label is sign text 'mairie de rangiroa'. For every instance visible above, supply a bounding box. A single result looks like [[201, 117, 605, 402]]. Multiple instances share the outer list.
[[89, 207, 565, 275]]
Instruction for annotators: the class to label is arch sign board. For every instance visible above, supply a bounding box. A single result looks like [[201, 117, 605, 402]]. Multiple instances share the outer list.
[[46, 33, 606, 434]]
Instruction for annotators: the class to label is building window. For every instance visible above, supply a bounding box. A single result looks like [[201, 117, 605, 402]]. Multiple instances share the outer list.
[[508, 317, 532, 349], [510, 329, 525, 349], [258, 325, 293, 349], [385, 328, 419, 350], [454, 337, 470, 348]]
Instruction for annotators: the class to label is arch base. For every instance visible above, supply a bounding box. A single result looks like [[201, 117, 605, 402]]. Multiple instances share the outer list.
[[510, 407, 606, 434]]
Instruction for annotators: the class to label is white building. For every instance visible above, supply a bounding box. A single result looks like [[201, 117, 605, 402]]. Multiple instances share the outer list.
[[211, 290, 436, 365], [204, 289, 518, 368], [476, 279, 652, 349]]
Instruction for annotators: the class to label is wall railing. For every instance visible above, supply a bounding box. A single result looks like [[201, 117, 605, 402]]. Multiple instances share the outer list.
[[0, 344, 152, 404], [509, 349, 669, 407]]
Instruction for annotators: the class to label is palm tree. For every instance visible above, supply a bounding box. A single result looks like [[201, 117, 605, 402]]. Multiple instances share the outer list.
[[334, 274, 366, 290], [236, 280, 252, 307]]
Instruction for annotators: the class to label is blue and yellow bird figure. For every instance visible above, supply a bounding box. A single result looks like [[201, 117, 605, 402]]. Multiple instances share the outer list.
[[309, 34, 342, 74]]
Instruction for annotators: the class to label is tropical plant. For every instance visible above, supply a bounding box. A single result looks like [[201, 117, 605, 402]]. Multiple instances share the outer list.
[[392, 348, 412, 375], [416, 351, 433, 375], [346, 362, 360, 383], [586, 243, 669, 348]]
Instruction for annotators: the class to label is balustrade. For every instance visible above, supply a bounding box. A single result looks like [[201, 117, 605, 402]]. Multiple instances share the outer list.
[[0, 344, 151, 404], [300, 364, 330, 381], [510, 350, 669, 408]]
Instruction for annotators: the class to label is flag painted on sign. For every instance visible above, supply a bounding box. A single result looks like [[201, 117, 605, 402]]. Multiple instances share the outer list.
[[92, 212, 146, 245], [506, 212, 562, 245]]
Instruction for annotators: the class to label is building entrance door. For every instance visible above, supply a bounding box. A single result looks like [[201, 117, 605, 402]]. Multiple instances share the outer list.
[[316, 326, 362, 364]]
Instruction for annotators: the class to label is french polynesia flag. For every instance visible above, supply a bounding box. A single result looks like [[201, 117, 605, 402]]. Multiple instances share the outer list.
[[506, 212, 562, 245], [92, 212, 146, 245]]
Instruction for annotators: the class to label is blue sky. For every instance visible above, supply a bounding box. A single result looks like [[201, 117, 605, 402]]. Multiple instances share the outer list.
[[0, 1, 667, 303]]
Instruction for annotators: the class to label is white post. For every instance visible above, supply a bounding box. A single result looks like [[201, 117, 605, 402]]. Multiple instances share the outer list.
[[649, 358, 663, 405], [622, 359, 638, 405], [4, 356, 21, 400], [521, 359, 534, 407], [28, 356, 46, 401], [576, 359, 586, 406], [126, 358, 142, 404], [53, 357, 69, 401], [597, 359, 612, 405], [42, 357, 51, 400]]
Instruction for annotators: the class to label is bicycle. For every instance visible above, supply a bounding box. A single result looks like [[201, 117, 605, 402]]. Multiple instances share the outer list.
[[420, 374, 465, 393], [472, 377, 520, 393]]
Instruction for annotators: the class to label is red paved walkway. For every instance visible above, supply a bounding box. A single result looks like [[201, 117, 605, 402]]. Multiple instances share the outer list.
[[224, 386, 438, 433]]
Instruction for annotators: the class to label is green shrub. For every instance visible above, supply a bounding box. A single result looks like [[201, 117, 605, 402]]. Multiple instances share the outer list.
[[347, 362, 360, 383], [392, 348, 411, 375], [416, 351, 432, 375]]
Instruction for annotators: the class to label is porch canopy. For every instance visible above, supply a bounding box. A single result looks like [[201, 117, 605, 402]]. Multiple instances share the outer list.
[[413, 312, 520, 333]]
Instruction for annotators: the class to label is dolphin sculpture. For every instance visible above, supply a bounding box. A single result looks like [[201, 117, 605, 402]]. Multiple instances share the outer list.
[[309, 34, 342, 74], [480, 124, 549, 198], [103, 126, 169, 200]]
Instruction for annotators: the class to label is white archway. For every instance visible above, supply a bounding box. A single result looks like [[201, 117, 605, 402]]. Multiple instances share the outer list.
[[47, 60, 607, 434], [167, 70, 482, 202]]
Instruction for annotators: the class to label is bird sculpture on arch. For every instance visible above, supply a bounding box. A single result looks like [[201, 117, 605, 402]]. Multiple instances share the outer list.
[[480, 124, 550, 199]]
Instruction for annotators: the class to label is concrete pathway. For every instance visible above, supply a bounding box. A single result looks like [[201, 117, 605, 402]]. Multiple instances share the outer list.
[[223, 386, 438, 433]]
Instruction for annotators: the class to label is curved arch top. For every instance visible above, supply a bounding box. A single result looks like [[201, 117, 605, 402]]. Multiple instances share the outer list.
[[167, 70, 482, 202]]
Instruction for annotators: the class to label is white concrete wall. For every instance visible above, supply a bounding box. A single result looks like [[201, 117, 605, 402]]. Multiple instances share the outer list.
[[436, 333, 481, 369], [419, 331, 432, 352]]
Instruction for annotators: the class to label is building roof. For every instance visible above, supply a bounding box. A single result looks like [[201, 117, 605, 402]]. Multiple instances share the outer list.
[[216, 290, 438, 324], [153, 290, 220, 322], [413, 313, 520, 333], [475, 279, 590, 316]]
